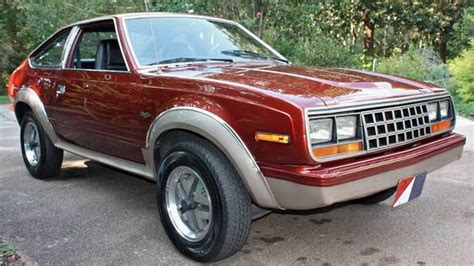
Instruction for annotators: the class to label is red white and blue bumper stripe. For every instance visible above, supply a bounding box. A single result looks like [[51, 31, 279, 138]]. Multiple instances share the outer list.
[[392, 172, 427, 207]]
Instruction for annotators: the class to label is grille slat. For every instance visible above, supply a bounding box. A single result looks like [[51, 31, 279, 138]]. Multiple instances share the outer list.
[[362, 103, 432, 151]]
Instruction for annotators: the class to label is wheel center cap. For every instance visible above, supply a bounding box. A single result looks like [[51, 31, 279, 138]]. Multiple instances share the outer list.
[[180, 198, 196, 213]]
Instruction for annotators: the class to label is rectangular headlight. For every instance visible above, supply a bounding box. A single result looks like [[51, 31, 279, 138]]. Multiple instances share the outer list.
[[309, 118, 333, 144], [427, 102, 438, 121], [336, 116, 357, 140], [439, 100, 449, 118]]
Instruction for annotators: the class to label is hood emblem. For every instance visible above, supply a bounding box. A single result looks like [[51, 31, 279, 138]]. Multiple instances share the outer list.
[[418, 88, 432, 93]]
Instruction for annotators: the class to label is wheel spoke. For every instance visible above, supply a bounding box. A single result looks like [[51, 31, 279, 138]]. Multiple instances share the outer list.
[[29, 127, 35, 143], [176, 181, 188, 201], [34, 146, 41, 158], [196, 203, 210, 212], [188, 210, 200, 232], [189, 176, 199, 197], [194, 190, 209, 205], [194, 209, 209, 230], [34, 130, 39, 144]]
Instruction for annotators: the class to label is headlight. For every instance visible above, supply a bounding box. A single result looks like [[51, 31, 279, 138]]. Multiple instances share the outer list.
[[336, 116, 357, 140], [309, 118, 333, 144], [439, 100, 449, 118], [427, 102, 438, 121]]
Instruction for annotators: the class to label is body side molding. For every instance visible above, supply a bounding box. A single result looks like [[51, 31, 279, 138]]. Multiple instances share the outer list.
[[144, 107, 282, 209]]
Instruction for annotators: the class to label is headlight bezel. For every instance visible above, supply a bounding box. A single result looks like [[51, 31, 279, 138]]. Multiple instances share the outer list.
[[306, 96, 455, 162], [336, 115, 359, 141], [309, 118, 335, 145], [309, 114, 362, 146], [427, 99, 453, 122], [439, 100, 450, 119], [308, 113, 363, 159]]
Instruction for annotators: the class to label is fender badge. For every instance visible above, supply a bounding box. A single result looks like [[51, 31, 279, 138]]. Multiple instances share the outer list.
[[139, 111, 151, 119]]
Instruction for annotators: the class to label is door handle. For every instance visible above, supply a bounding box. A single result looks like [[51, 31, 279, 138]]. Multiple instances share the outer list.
[[56, 84, 66, 96]]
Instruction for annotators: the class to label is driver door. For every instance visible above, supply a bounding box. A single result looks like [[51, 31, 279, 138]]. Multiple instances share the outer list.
[[52, 20, 146, 163]]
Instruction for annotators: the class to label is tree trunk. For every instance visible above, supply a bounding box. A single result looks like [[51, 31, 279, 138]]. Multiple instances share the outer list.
[[438, 31, 448, 63], [363, 10, 375, 55]]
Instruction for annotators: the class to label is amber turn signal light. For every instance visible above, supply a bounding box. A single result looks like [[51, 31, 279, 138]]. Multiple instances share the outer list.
[[313, 141, 362, 157], [255, 131, 290, 144], [431, 120, 452, 133]]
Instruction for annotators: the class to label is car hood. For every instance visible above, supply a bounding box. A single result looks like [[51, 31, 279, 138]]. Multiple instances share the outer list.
[[147, 63, 447, 108]]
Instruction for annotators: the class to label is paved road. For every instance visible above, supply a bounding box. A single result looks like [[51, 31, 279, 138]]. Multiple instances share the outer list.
[[1, 104, 473, 265]]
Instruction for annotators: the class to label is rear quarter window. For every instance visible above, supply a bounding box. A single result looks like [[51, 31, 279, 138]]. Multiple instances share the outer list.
[[30, 30, 71, 68]]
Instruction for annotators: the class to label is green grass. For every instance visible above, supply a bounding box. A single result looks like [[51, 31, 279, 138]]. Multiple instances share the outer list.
[[0, 95, 11, 104], [0, 241, 17, 258]]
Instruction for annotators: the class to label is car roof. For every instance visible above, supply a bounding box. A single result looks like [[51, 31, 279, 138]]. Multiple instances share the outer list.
[[67, 12, 235, 27]]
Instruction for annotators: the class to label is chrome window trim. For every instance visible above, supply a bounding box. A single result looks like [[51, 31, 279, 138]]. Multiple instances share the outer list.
[[29, 18, 131, 73], [305, 93, 456, 163], [28, 26, 79, 70], [120, 15, 289, 70], [63, 18, 131, 73], [61, 68, 132, 74]]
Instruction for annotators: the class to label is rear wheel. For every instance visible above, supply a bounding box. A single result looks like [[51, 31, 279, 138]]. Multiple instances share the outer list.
[[20, 111, 63, 179], [156, 137, 251, 262]]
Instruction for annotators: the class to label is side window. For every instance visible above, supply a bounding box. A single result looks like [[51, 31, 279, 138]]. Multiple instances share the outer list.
[[30, 30, 70, 68], [71, 22, 127, 71]]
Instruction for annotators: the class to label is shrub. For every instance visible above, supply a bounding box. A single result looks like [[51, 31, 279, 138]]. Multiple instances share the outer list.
[[375, 48, 450, 86], [272, 36, 362, 68], [449, 41, 474, 102]]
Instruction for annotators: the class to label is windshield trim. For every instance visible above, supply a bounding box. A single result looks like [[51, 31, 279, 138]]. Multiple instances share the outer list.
[[121, 15, 289, 70]]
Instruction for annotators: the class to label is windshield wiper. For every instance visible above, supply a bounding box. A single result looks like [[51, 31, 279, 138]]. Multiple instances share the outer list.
[[221, 50, 289, 64], [147, 57, 233, 65]]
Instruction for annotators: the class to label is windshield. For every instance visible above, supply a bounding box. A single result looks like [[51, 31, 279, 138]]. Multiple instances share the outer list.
[[124, 17, 284, 67]]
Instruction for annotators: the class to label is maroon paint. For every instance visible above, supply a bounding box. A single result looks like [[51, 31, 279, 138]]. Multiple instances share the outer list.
[[7, 16, 464, 187]]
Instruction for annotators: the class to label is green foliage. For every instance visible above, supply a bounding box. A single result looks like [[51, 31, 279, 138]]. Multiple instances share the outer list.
[[0, 96, 10, 104], [376, 48, 449, 84], [0, 241, 17, 257], [275, 37, 362, 68], [449, 41, 474, 102], [452, 95, 474, 117]]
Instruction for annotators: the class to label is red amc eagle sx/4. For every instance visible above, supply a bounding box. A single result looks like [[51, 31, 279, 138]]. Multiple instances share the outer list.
[[7, 13, 465, 262]]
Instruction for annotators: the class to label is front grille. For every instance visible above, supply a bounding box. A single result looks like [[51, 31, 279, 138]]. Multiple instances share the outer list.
[[362, 102, 432, 151]]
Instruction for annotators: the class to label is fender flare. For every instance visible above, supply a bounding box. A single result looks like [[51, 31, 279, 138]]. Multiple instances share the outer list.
[[144, 107, 282, 209], [14, 86, 61, 145]]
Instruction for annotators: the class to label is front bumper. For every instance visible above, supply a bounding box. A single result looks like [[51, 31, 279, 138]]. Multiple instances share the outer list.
[[263, 133, 465, 210]]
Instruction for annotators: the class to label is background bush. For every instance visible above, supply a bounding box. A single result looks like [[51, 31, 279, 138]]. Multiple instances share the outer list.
[[449, 41, 474, 102]]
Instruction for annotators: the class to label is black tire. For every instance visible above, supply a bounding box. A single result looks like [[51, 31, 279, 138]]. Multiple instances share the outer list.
[[356, 187, 396, 205], [156, 137, 251, 262], [20, 111, 63, 179]]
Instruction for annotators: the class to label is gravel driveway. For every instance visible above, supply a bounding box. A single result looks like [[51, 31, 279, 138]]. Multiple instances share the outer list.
[[1, 104, 473, 265]]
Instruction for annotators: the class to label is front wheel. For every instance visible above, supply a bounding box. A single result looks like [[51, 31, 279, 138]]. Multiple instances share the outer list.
[[156, 137, 251, 262]]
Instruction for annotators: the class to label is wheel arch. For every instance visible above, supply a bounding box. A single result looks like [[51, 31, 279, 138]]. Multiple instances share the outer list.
[[13, 86, 60, 145], [144, 107, 282, 210]]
